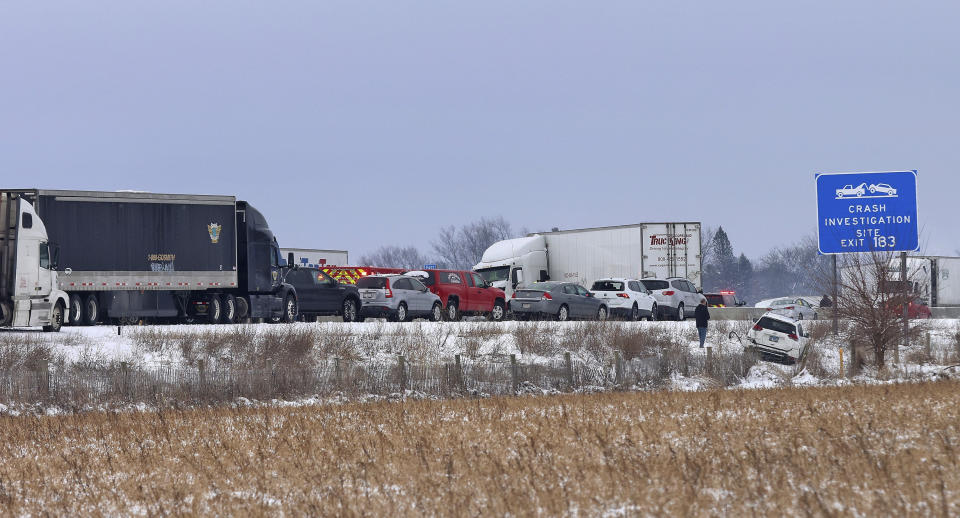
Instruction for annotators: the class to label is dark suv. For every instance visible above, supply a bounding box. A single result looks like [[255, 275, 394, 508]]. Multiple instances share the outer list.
[[282, 267, 363, 322]]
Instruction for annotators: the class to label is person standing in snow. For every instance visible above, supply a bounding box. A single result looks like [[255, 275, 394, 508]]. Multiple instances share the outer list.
[[695, 298, 710, 348]]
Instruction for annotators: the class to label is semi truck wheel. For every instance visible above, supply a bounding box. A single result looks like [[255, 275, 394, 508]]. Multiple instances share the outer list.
[[208, 295, 223, 324], [43, 302, 64, 332], [68, 294, 83, 326], [222, 295, 237, 324], [281, 295, 298, 323], [83, 295, 100, 326], [235, 296, 249, 320]]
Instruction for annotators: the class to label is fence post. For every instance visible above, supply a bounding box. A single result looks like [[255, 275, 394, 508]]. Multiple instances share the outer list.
[[564, 352, 574, 391], [398, 355, 407, 392], [614, 351, 624, 386], [706, 346, 713, 376], [37, 360, 49, 400], [334, 357, 342, 391], [119, 361, 129, 398], [839, 348, 844, 378], [197, 359, 205, 399], [454, 354, 463, 392], [925, 332, 931, 360], [510, 354, 519, 394]]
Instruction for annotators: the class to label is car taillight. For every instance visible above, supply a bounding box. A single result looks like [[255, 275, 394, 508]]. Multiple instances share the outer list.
[[788, 333, 799, 341], [384, 279, 393, 298], [753, 324, 763, 331], [541, 293, 552, 301], [785, 306, 794, 310], [617, 293, 630, 298], [663, 290, 675, 296], [511, 292, 517, 298]]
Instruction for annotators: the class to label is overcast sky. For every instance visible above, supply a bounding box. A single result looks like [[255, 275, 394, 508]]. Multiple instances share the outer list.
[[2, 1, 957, 261]]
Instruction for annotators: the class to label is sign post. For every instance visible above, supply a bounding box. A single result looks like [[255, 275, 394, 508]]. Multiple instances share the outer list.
[[816, 170, 919, 369]]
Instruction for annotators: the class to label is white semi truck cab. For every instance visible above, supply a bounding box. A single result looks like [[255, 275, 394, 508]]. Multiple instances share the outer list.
[[0, 194, 69, 331], [473, 235, 549, 298]]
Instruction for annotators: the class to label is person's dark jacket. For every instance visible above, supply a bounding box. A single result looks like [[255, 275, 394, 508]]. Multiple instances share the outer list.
[[694, 303, 710, 328]]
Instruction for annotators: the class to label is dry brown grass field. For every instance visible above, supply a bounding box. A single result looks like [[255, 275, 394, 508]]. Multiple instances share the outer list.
[[1, 381, 958, 516]]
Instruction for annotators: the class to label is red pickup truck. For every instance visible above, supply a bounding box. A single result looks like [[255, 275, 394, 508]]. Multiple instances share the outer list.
[[408, 269, 507, 321]]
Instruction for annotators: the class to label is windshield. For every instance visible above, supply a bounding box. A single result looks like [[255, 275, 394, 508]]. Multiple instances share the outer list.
[[477, 266, 510, 283], [591, 280, 625, 291], [641, 280, 669, 290]]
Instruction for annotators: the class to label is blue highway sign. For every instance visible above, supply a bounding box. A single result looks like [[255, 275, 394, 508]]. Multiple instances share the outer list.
[[816, 170, 918, 254]]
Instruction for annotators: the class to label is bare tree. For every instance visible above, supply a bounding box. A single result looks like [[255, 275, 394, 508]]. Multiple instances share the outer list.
[[432, 216, 517, 270], [358, 245, 437, 270], [819, 250, 919, 371]]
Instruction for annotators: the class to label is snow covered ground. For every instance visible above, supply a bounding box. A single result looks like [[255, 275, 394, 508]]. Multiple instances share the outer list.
[[3, 317, 957, 394]]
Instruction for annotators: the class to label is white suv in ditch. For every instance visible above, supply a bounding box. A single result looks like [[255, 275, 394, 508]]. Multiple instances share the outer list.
[[746, 312, 809, 364], [589, 278, 658, 321]]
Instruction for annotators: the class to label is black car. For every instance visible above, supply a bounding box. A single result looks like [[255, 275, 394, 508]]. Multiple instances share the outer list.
[[282, 267, 363, 322]]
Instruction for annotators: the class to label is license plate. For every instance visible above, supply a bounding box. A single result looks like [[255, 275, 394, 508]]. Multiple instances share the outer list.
[[363, 293, 374, 299], [522, 303, 531, 309], [768, 335, 779, 343]]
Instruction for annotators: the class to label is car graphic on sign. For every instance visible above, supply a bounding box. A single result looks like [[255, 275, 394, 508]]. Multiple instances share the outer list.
[[868, 183, 897, 196], [835, 183, 867, 199]]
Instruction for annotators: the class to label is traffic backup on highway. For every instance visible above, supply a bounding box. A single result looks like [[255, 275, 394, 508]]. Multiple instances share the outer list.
[[1, 186, 947, 354]]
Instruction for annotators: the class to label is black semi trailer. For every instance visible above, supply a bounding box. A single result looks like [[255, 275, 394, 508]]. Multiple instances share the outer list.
[[2, 190, 297, 325]]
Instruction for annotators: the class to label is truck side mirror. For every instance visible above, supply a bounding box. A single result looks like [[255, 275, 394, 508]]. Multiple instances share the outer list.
[[287, 252, 295, 267], [50, 244, 60, 270]]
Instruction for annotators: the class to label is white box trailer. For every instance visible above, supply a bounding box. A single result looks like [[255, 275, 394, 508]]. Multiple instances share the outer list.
[[281, 248, 349, 268], [474, 222, 701, 298], [843, 255, 960, 308]]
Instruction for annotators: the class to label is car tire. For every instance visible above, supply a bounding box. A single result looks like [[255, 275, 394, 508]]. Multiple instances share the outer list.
[[208, 295, 223, 324], [83, 294, 100, 326], [597, 306, 608, 321], [281, 294, 297, 323], [430, 302, 443, 322], [43, 302, 65, 332], [557, 304, 569, 322], [676, 303, 685, 321], [342, 298, 360, 322], [222, 295, 237, 324], [630, 304, 639, 321], [649, 304, 658, 321], [68, 294, 83, 326], [489, 301, 506, 322], [445, 300, 461, 321], [397, 302, 409, 322]]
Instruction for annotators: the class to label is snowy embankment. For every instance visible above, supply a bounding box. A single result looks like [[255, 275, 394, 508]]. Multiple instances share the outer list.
[[0, 318, 958, 413]]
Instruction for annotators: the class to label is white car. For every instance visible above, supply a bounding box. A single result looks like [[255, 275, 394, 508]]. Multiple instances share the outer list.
[[836, 183, 867, 198], [746, 312, 809, 364], [589, 278, 658, 321], [640, 277, 704, 320], [765, 297, 818, 320], [868, 183, 897, 196]]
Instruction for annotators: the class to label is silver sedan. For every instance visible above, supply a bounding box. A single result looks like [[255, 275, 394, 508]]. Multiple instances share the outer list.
[[509, 282, 608, 321]]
